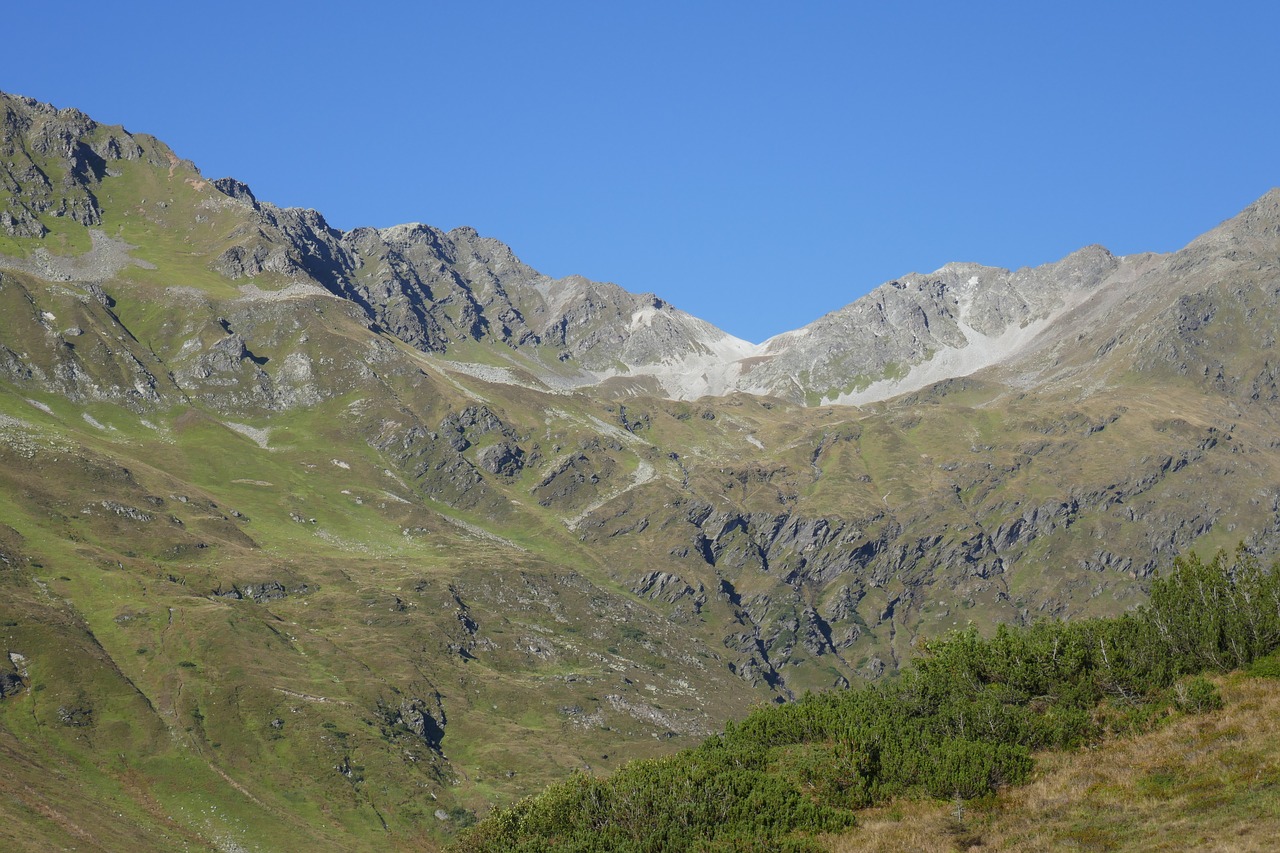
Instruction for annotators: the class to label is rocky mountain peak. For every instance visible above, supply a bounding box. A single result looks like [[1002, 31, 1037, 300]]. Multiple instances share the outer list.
[[212, 176, 257, 204], [2, 90, 1277, 412], [1190, 186, 1280, 248]]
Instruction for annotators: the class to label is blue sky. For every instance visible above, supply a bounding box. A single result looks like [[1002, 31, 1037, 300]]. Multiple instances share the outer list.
[[7, 2, 1278, 342]]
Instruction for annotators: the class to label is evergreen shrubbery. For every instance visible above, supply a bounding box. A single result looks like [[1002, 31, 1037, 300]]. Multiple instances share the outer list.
[[456, 547, 1280, 851]]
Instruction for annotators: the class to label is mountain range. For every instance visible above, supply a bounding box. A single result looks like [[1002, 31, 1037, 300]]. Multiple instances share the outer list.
[[1, 90, 1278, 850]]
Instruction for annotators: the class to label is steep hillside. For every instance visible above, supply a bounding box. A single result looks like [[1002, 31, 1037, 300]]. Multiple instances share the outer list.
[[827, 670, 1280, 852], [743, 245, 1123, 404], [456, 550, 1280, 851], [2, 90, 1279, 849]]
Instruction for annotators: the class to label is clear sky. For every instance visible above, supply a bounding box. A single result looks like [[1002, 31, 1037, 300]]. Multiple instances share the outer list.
[[6, 2, 1278, 342]]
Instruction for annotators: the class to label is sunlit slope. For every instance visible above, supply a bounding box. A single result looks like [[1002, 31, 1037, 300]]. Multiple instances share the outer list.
[[825, 672, 1280, 852], [2, 90, 1280, 848]]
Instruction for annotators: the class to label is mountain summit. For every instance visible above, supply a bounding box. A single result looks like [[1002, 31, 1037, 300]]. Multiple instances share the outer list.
[[9, 91, 1275, 409]]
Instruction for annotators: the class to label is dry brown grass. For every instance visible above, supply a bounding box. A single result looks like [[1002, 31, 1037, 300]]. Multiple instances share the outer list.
[[822, 674, 1280, 852]]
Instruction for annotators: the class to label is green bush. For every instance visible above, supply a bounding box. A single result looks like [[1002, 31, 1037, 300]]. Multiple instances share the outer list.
[[1246, 650, 1280, 679], [770, 741, 875, 809], [1173, 676, 1223, 713]]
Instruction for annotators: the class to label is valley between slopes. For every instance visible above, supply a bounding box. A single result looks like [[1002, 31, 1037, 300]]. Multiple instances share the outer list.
[[2, 91, 1279, 850]]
